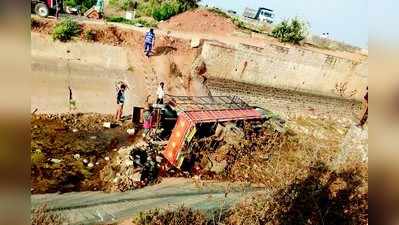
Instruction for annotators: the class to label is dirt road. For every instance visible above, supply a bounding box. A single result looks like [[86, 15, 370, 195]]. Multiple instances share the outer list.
[[31, 178, 265, 225]]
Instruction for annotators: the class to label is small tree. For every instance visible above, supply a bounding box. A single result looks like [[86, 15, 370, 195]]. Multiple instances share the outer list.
[[272, 18, 308, 44], [52, 18, 82, 42]]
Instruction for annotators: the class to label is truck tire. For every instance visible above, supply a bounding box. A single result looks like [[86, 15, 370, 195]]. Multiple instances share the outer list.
[[35, 3, 49, 17]]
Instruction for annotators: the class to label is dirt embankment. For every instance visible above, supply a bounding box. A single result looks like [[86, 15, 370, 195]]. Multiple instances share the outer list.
[[158, 9, 236, 35], [31, 16, 210, 107]]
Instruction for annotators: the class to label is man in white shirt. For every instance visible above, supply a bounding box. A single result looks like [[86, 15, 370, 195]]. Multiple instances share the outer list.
[[156, 82, 165, 104]]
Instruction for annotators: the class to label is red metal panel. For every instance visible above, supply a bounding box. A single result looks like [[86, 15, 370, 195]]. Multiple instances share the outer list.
[[162, 113, 194, 165], [163, 109, 262, 166], [186, 109, 262, 123]]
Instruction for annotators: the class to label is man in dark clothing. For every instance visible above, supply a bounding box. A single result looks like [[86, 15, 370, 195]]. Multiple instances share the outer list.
[[144, 28, 155, 57], [358, 86, 368, 128], [115, 83, 127, 121]]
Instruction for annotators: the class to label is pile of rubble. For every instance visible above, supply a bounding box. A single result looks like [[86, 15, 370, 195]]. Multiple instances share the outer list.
[[101, 139, 165, 192]]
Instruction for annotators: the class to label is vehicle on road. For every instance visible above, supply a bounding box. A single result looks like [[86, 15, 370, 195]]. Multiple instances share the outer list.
[[31, 0, 62, 17], [243, 7, 275, 24]]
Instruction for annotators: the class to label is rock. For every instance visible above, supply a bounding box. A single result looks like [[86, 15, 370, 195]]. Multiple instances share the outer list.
[[73, 154, 80, 160], [156, 156, 163, 163], [62, 183, 75, 189], [333, 125, 368, 168], [125, 160, 134, 166], [50, 158, 62, 164], [210, 160, 227, 174], [132, 172, 141, 182], [127, 128, 135, 135], [191, 37, 201, 48]]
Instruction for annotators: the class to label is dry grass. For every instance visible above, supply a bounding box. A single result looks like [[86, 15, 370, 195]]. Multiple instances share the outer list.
[[134, 207, 208, 225], [132, 116, 367, 225], [199, 116, 349, 192], [31, 204, 66, 225], [225, 162, 368, 225]]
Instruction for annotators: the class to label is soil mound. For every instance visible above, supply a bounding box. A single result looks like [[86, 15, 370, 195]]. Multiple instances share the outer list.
[[159, 9, 236, 35]]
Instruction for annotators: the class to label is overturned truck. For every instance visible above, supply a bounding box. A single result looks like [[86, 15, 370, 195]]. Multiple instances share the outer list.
[[162, 95, 283, 168], [130, 95, 285, 184]]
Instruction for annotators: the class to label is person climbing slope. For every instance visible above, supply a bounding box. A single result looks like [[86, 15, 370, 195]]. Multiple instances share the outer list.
[[144, 28, 155, 57]]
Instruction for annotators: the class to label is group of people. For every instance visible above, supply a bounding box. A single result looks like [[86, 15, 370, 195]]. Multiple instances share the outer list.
[[114, 28, 159, 121], [115, 81, 165, 126]]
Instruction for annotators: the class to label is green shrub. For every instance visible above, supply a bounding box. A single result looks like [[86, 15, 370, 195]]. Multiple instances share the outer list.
[[232, 17, 245, 28], [64, 0, 97, 13], [52, 18, 82, 42], [134, 17, 158, 27], [152, 1, 179, 21], [106, 16, 158, 27], [137, 0, 199, 21], [175, 0, 199, 11], [31, 150, 45, 167], [106, 15, 127, 23], [136, 0, 157, 17], [109, 0, 138, 11], [271, 18, 308, 44]]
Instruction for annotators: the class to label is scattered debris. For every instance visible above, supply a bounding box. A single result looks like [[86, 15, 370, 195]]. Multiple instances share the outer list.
[[50, 158, 62, 164], [135, 23, 144, 27], [127, 128, 135, 135], [73, 154, 80, 160], [190, 37, 201, 48], [103, 122, 112, 128]]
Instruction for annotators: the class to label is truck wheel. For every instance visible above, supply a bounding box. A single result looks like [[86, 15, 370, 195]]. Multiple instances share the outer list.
[[35, 3, 49, 17]]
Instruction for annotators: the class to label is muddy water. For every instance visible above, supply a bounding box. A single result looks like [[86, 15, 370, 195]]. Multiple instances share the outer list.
[[31, 113, 137, 194]]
